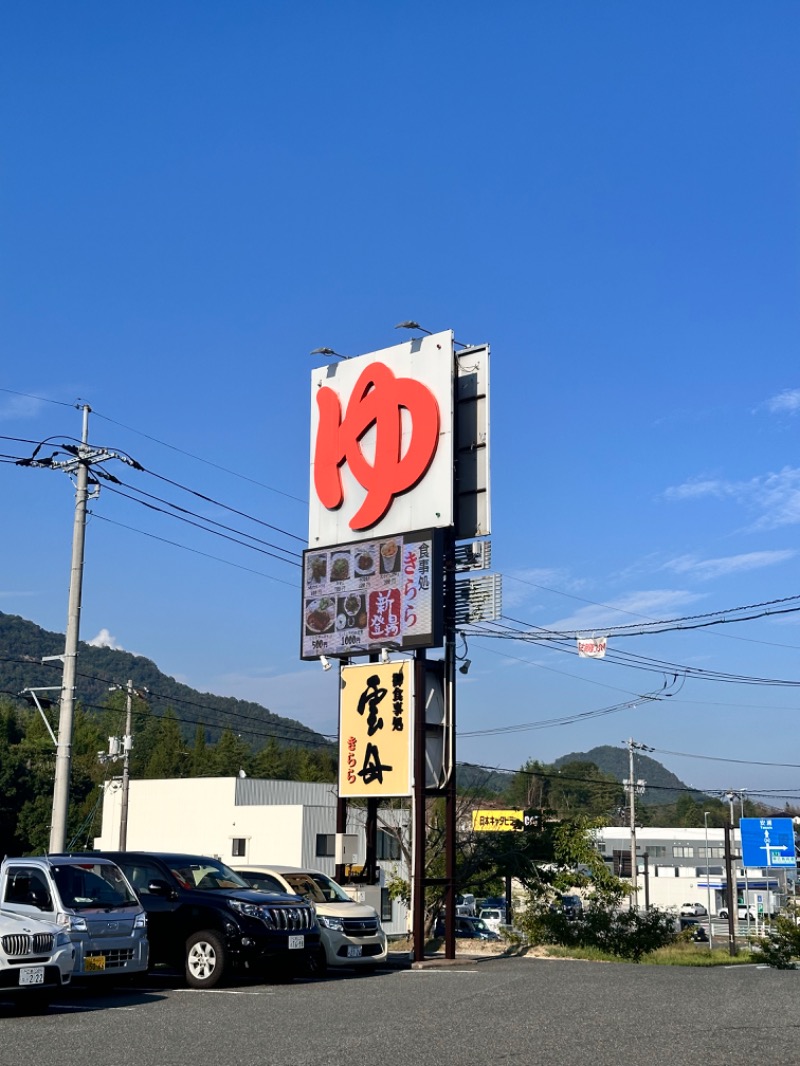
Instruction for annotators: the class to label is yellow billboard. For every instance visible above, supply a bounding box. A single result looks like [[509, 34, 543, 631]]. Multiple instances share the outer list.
[[472, 810, 524, 832], [339, 660, 414, 798]]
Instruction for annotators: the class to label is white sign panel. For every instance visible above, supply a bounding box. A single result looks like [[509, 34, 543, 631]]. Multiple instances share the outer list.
[[577, 637, 608, 659], [309, 331, 454, 548]]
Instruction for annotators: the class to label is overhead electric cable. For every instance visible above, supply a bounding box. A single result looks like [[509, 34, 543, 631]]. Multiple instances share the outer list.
[[91, 407, 307, 504], [88, 512, 300, 588]]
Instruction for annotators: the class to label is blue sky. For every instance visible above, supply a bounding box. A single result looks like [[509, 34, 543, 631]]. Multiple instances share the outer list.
[[2, 2, 800, 802]]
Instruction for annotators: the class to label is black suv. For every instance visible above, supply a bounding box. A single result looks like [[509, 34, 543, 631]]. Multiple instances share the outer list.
[[95, 851, 319, 988]]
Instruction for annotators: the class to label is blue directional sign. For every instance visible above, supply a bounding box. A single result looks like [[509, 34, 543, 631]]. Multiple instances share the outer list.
[[740, 817, 797, 868]]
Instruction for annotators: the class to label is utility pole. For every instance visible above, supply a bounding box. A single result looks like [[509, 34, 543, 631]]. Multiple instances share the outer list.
[[49, 405, 92, 854], [724, 820, 738, 956], [624, 738, 649, 911], [119, 680, 134, 851], [15, 403, 141, 854]]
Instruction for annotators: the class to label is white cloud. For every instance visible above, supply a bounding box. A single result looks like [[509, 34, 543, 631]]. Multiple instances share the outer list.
[[663, 549, 796, 581], [503, 568, 587, 609], [86, 628, 124, 650], [663, 466, 800, 531], [766, 389, 800, 415], [662, 478, 734, 501], [0, 393, 47, 421], [542, 588, 704, 633]]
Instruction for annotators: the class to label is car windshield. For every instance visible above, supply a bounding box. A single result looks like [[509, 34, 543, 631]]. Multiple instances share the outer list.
[[168, 860, 252, 892], [282, 872, 352, 904], [52, 862, 138, 909]]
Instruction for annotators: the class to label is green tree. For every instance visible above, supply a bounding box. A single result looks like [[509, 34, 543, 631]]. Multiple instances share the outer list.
[[210, 729, 252, 776], [144, 711, 188, 778], [252, 737, 287, 779], [189, 725, 213, 777]]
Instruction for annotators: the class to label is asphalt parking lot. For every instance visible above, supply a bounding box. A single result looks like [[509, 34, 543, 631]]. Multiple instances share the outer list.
[[1, 956, 798, 1066]]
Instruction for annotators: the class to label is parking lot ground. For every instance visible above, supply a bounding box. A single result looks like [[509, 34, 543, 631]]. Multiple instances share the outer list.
[[2, 955, 799, 1066]]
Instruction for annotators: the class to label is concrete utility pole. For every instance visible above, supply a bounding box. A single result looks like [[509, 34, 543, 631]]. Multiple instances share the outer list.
[[36, 404, 139, 854], [624, 738, 649, 911], [119, 680, 134, 851], [49, 405, 92, 854]]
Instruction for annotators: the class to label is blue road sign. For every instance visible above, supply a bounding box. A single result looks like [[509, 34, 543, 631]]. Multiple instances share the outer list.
[[740, 817, 797, 868]]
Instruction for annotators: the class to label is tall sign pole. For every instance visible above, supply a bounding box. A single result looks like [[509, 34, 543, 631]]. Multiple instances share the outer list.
[[49, 404, 91, 854], [305, 328, 491, 964]]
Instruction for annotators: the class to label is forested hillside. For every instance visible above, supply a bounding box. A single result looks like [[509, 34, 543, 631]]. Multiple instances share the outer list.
[[0, 611, 326, 748]]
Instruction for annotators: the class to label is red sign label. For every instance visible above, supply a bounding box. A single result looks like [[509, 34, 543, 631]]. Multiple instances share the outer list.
[[313, 362, 440, 531]]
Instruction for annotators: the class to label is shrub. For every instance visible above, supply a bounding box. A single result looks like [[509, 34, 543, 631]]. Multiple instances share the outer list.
[[517, 897, 677, 962]]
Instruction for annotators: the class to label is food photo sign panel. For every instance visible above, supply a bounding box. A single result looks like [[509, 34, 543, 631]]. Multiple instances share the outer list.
[[301, 530, 442, 659], [339, 660, 413, 798]]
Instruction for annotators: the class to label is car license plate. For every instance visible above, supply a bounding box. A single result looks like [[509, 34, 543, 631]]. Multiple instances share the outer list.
[[346, 946, 363, 958], [84, 955, 106, 972], [288, 936, 304, 950], [19, 966, 45, 986]]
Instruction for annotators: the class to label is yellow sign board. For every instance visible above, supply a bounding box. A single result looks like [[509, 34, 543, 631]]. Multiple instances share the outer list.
[[339, 660, 413, 797], [472, 809, 524, 832]]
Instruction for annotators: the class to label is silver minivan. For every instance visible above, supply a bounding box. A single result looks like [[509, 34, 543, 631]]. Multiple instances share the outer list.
[[0, 855, 148, 979]]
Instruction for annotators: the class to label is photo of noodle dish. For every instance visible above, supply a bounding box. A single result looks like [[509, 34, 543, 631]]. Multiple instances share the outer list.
[[305, 597, 335, 634]]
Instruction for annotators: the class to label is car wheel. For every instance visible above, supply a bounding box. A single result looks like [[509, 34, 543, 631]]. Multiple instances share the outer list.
[[719, 910, 728, 919], [185, 930, 227, 989], [305, 946, 328, 978]]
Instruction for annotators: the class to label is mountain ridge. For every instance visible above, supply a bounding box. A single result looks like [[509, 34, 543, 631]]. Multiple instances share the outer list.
[[554, 745, 709, 805], [0, 611, 329, 750]]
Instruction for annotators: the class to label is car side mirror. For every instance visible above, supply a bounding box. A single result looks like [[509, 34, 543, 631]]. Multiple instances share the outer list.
[[147, 878, 175, 898]]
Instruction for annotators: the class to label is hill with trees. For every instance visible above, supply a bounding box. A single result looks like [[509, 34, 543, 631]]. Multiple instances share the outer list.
[[554, 745, 709, 807], [0, 610, 327, 749]]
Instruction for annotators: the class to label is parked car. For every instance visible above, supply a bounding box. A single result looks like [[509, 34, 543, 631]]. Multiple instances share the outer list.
[[550, 894, 584, 920], [233, 865, 387, 976], [478, 907, 505, 933], [0, 909, 74, 1009], [718, 905, 757, 921], [0, 855, 148, 981], [96, 851, 319, 988], [435, 915, 500, 941], [456, 893, 476, 916], [679, 902, 708, 917]]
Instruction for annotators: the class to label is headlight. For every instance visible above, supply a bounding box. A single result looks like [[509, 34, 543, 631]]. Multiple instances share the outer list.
[[228, 898, 260, 918], [134, 912, 147, 929], [317, 915, 344, 931], [227, 899, 275, 926], [57, 912, 87, 932], [55, 931, 72, 948]]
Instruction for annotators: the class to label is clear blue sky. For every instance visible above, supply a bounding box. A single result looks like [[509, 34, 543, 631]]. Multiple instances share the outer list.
[[3, 2, 800, 802]]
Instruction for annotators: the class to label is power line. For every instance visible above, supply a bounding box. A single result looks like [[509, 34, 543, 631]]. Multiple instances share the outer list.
[[88, 511, 300, 587], [90, 407, 308, 505], [0, 388, 78, 410], [100, 482, 302, 566]]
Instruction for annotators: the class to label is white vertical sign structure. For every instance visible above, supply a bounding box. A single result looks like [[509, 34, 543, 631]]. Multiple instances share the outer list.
[[309, 331, 455, 549]]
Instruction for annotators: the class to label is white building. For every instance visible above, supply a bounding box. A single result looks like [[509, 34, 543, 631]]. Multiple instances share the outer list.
[[595, 826, 787, 916], [95, 776, 410, 935]]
